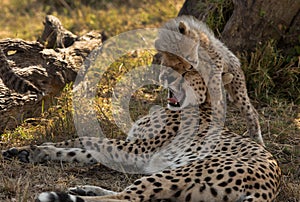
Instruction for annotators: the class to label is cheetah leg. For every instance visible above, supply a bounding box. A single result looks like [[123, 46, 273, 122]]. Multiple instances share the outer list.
[[235, 93, 263, 146], [37, 177, 174, 202], [40, 137, 106, 150], [2, 137, 162, 173], [68, 185, 117, 196], [2, 145, 102, 164], [36, 166, 181, 202], [36, 166, 207, 202], [225, 75, 264, 146]]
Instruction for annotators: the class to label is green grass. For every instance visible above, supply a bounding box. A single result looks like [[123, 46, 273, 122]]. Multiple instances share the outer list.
[[0, 0, 299, 201], [0, 0, 181, 40], [240, 41, 300, 104], [198, 0, 234, 37]]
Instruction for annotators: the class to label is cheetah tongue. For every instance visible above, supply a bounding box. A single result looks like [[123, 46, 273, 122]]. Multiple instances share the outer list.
[[167, 97, 178, 104]]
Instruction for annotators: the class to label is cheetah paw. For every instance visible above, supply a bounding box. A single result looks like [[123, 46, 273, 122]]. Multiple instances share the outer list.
[[36, 192, 82, 202], [2, 147, 30, 163]]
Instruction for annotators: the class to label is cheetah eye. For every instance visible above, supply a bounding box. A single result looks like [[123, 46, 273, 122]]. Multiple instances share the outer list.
[[178, 21, 186, 34], [185, 65, 193, 71], [179, 26, 185, 34]]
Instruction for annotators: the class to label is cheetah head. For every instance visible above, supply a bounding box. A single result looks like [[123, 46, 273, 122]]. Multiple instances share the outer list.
[[158, 53, 205, 110], [159, 53, 233, 110]]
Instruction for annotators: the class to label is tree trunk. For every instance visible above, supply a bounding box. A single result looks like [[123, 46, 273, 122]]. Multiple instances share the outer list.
[[178, 0, 300, 53], [0, 15, 104, 133]]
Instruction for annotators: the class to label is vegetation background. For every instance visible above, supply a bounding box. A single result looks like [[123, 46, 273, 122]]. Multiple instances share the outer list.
[[0, 0, 299, 201]]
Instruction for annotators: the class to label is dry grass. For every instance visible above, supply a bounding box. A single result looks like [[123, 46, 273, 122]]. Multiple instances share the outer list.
[[0, 159, 141, 202], [0, 0, 299, 201], [226, 101, 300, 202]]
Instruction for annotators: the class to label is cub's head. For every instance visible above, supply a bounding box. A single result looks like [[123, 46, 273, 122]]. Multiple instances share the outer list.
[[155, 16, 232, 110], [155, 15, 213, 71]]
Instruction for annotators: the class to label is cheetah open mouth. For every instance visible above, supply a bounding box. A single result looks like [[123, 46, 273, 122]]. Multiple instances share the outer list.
[[167, 89, 186, 108]]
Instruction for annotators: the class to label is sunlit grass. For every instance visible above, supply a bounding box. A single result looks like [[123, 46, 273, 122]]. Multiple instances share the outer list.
[[0, 0, 182, 40]]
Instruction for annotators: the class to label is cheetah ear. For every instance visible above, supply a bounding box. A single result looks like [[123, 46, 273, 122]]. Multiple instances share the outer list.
[[178, 21, 187, 35], [199, 32, 210, 47]]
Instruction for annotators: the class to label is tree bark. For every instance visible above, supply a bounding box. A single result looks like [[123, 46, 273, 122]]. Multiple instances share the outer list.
[[178, 0, 300, 53], [0, 15, 104, 133]]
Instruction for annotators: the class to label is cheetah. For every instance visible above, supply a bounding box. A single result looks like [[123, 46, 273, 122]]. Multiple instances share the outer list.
[[153, 15, 264, 145], [2, 16, 280, 202]]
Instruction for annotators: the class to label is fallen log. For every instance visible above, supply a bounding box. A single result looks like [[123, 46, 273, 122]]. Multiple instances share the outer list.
[[0, 15, 104, 133]]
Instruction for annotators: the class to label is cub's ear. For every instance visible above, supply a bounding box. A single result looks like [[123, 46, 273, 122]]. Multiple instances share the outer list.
[[199, 32, 210, 47], [178, 21, 187, 34]]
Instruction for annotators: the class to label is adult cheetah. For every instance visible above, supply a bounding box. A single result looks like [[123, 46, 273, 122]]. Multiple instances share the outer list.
[[2, 16, 280, 202]]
